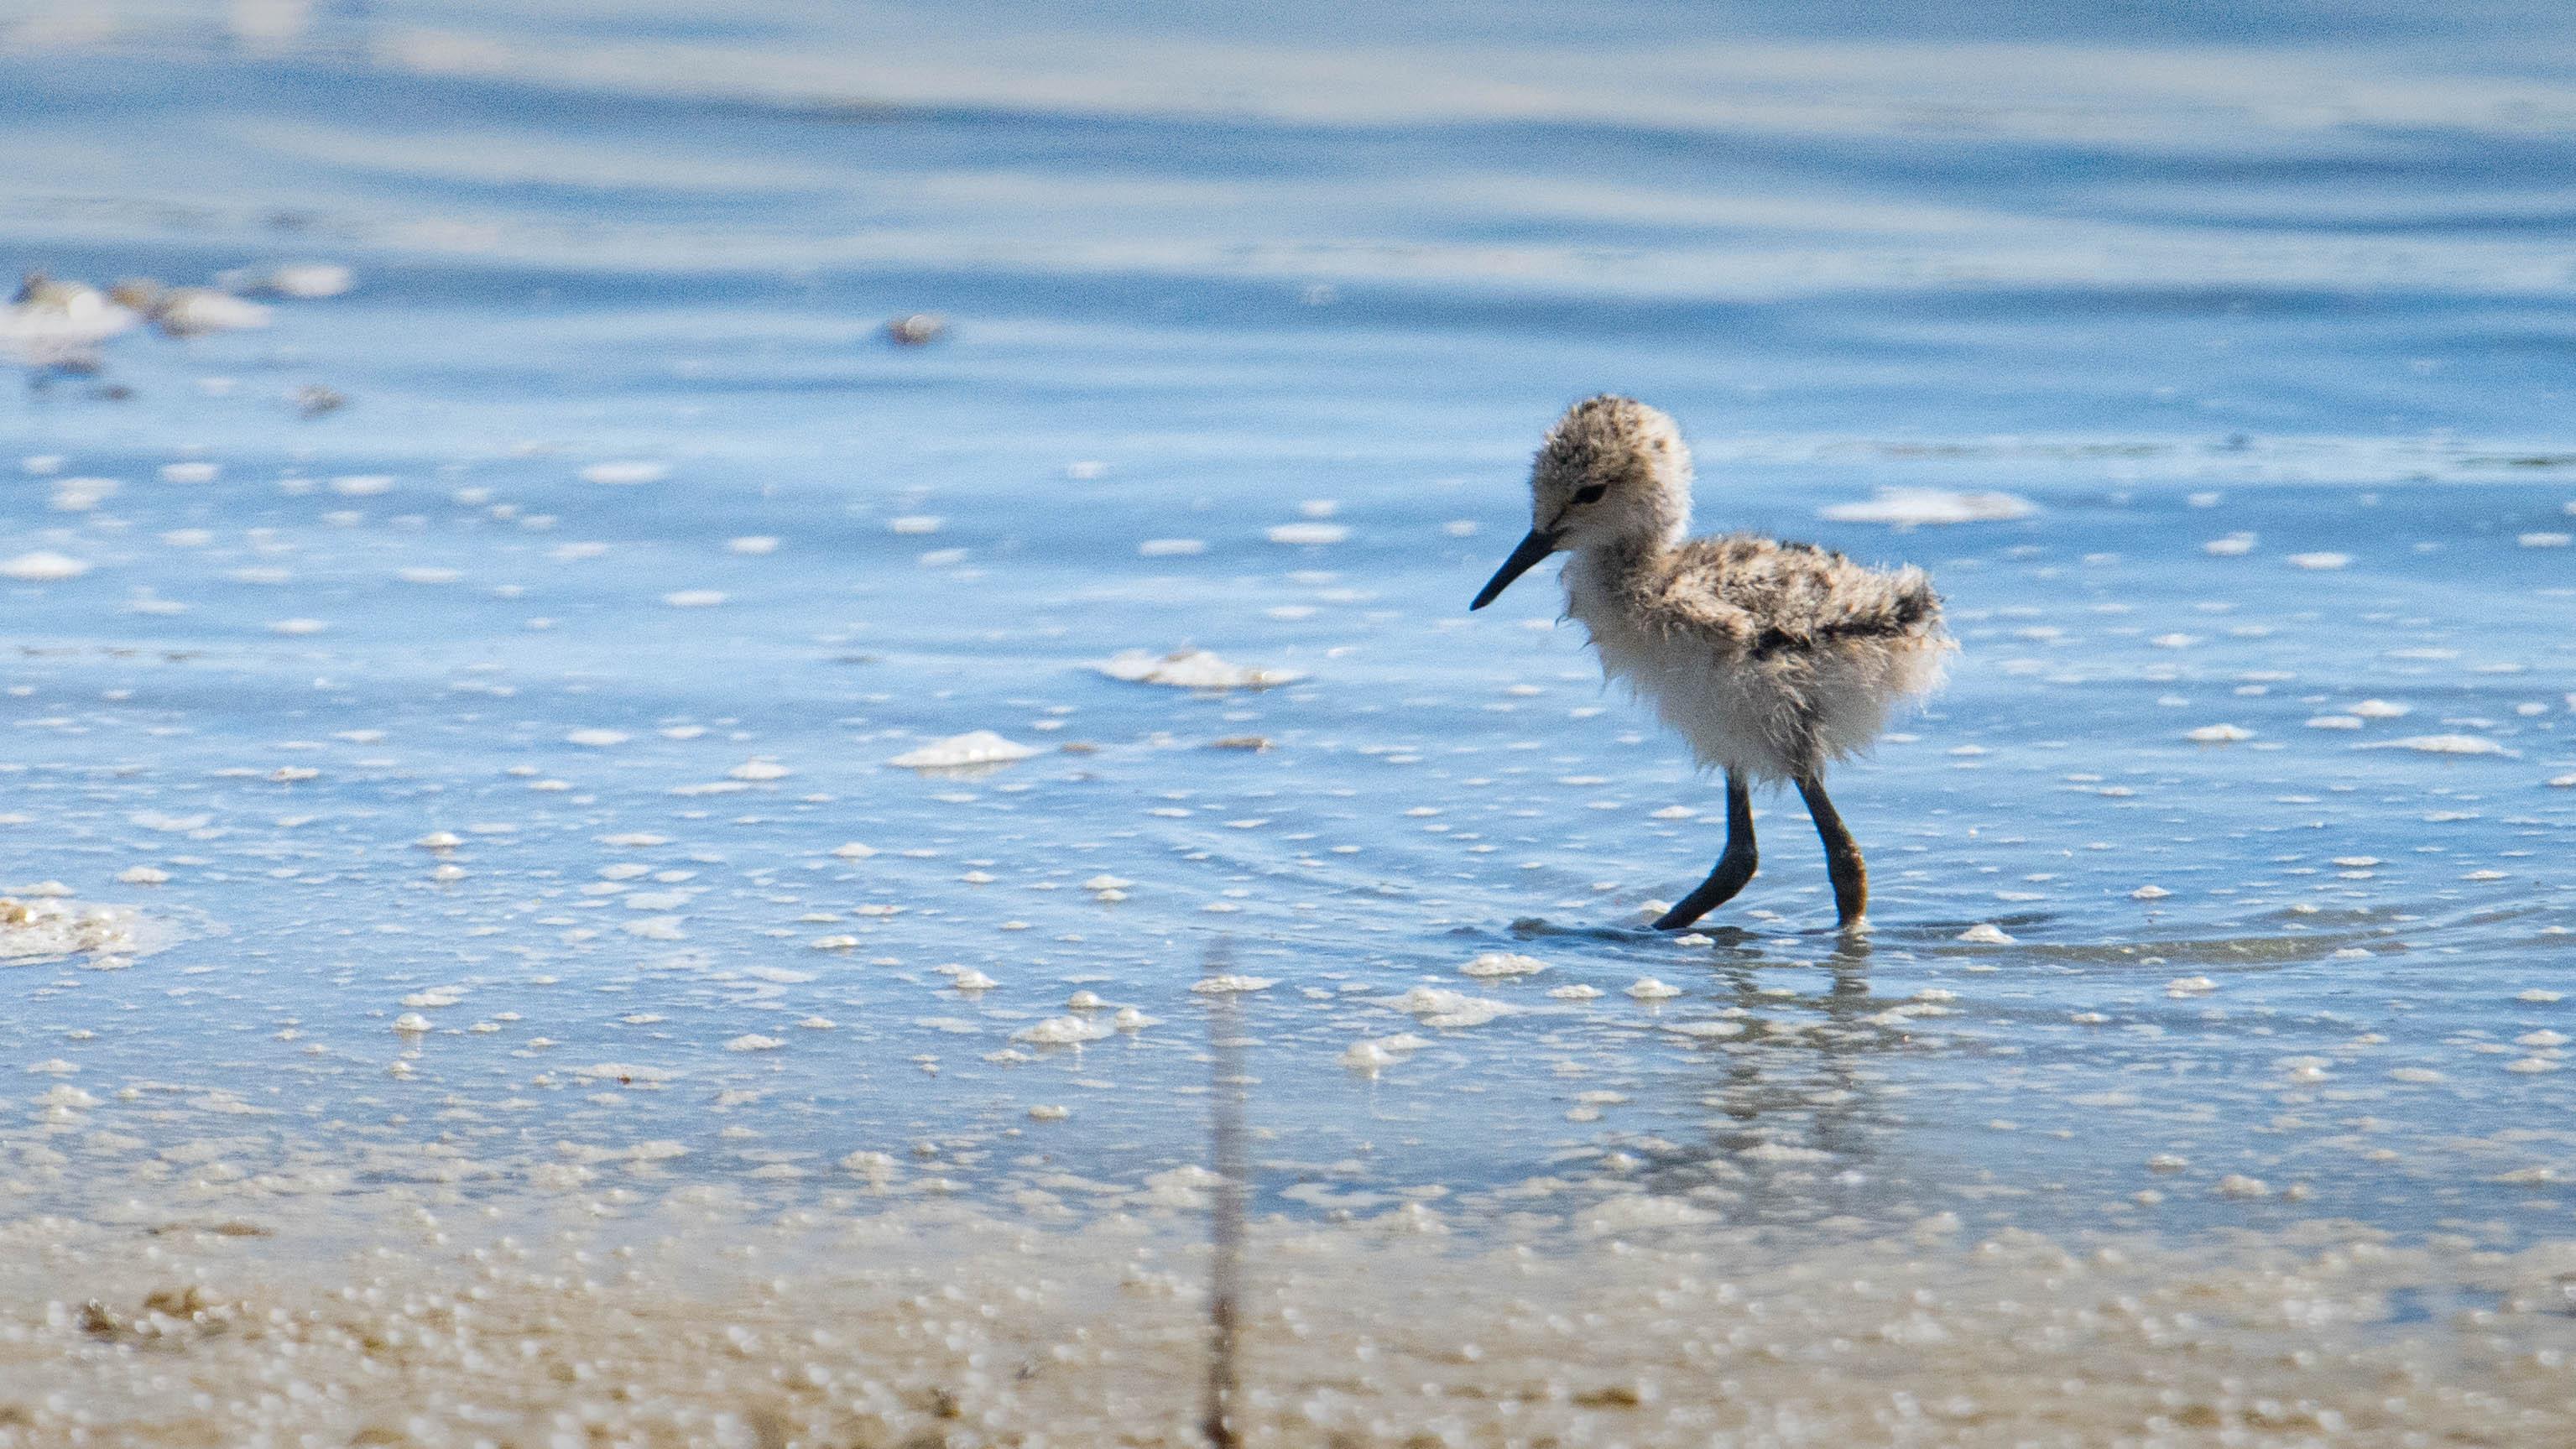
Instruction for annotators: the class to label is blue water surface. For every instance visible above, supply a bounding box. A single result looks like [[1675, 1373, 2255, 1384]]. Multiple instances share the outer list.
[[1, 0, 2573, 1247]]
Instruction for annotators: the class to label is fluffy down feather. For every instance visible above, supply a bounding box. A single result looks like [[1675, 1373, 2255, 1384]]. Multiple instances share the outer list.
[[1565, 533, 1950, 782]]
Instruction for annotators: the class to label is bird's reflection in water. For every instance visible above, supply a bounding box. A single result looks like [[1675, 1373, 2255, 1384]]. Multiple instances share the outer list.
[[1617, 930, 1940, 1228]]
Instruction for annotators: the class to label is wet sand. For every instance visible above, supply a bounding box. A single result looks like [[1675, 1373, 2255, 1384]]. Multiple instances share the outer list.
[[16, 1191, 2576, 1446]]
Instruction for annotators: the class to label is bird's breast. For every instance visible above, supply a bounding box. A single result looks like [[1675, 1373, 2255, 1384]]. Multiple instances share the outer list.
[[1561, 560, 1660, 686]]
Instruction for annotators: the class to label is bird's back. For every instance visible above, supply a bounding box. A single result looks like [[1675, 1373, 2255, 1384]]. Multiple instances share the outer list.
[[1650, 533, 1942, 658]]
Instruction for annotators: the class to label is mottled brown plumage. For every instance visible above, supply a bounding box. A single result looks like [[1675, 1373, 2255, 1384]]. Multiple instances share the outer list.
[[1470, 395, 1955, 930], [1640, 534, 1939, 661]]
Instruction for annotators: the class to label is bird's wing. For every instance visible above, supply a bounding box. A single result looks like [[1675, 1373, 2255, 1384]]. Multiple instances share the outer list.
[[1646, 536, 1941, 657], [1632, 539, 1769, 653]]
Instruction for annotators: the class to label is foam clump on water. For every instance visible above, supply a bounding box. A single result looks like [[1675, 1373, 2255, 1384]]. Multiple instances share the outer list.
[[1818, 487, 2035, 526], [1266, 522, 1349, 545], [1460, 951, 1547, 977], [1192, 974, 1275, 994], [1010, 1015, 1112, 1045], [572, 1063, 680, 1084], [1392, 986, 1510, 1027], [1094, 648, 1305, 690], [1661, 1018, 1745, 1039], [1341, 1032, 1432, 1071], [2362, 734, 2514, 756], [0, 550, 91, 581], [889, 731, 1041, 769], [0, 894, 150, 963], [218, 262, 353, 298], [0, 277, 137, 365], [149, 287, 271, 336], [580, 461, 670, 485]]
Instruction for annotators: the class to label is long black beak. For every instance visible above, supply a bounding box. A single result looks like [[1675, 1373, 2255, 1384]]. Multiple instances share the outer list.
[[1470, 528, 1559, 610]]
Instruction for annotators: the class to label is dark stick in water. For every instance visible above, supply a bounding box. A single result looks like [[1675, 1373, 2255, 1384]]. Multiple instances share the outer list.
[[1201, 939, 1247, 1449]]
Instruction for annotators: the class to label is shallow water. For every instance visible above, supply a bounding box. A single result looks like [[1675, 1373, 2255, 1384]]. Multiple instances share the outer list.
[[4, 0, 2576, 1273]]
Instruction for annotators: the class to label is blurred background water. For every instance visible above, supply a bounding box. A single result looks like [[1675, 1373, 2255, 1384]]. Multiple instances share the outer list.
[[2, 0, 2574, 1248]]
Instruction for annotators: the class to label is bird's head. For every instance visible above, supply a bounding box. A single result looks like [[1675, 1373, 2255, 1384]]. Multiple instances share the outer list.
[[1473, 394, 1692, 609]]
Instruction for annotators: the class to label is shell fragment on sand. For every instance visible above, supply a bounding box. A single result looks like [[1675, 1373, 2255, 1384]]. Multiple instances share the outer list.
[[1094, 649, 1305, 691]]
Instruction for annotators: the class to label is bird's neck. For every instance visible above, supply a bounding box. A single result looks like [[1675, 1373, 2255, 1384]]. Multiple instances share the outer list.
[[1562, 534, 1667, 618], [1574, 531, 1669, 578]]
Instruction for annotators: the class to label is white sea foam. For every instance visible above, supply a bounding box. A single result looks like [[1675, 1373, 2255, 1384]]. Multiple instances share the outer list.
[[1819, 488, 2035, 526], [0, 551, 90, 581], [889, 731, 1041, 769], [2360, 734, 2515, 756], [1094, 649, 1305, 690]]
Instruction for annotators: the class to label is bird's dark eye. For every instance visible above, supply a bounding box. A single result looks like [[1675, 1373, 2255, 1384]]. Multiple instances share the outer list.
[[1572, 484, 1609, 505]]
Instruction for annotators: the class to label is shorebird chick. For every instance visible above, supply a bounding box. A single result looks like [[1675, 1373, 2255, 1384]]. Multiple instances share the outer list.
[[1471, 395, 1953, 930]]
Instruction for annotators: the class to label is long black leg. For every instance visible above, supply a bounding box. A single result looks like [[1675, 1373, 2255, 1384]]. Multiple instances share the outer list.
[[1653, 773, 1756, 930], [1794, 774, 1868, 928]]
